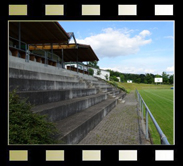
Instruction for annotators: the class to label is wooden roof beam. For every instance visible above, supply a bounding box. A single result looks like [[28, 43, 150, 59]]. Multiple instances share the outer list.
[[29, 44, 77, 50]]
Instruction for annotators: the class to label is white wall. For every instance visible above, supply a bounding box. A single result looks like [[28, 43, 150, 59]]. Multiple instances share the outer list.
[[89, 67, 110, 81], [116, 77, 120, 82], [65, 64, 87, 71], [64, 63, 110, 81], [127, 80, 132, 83]]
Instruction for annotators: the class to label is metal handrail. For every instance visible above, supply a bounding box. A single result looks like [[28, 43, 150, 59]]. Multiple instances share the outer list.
[[9, 36, 62, 66], [136, 89, 170, 145]]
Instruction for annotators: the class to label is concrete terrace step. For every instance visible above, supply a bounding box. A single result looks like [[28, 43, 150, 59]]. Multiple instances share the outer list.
[[115, 92, 126, 100], [17, 88, 98, 106], [55, 98, 117, 144], [100, 87, 113, 92], [108, 89, 121, 95], [9, 78, 87, 91], [9, 68, 78, 82], [9, 55, 98, 81], [31, 93, 107, 122]]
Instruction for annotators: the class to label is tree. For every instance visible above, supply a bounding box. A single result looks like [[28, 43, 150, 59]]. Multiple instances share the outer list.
[[136, 78, 141, 83], [105, 74, 109, 81], [162, 72, 169, 84], [97, 69, 101, 75], [155, 74, 161, 78], [110, 76, 119, 82], [120, 74, 125, 82], [88, 61, 99, 69], [145, 73, 153, 84], [139, 74, 145, 83], [88, 68, 94, 76], [169, 75, 174, 84], [9, 89, 58, 144]]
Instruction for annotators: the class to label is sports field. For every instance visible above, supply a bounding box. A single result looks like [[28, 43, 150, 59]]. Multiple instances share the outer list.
[[139, 89, 174, 144], [117, 82, 174, 144]]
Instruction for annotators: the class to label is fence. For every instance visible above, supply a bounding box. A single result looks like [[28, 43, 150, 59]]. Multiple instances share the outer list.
[[136, 89, 170, 145], [9, 36, 62, 67]]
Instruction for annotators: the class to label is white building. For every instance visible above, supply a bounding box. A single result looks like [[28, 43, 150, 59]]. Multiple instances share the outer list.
[[116, 77, 120, 82], [64, 62, 110, 81], [65, 62, 87, 71], [127, 80, 132, 83], [89, 67, 110, 81]]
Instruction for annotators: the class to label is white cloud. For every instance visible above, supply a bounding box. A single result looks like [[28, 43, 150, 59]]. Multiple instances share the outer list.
[[166, 66, 174, 72], [164, 36, 174, 39], [100, 56, 173, 75], [75, 28, 152, 58], [139, 30, 151, 37]]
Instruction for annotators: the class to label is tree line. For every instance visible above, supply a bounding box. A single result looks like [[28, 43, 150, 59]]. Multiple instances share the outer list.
[[107, 69, 174, 84], [86, 61, 173, 84]]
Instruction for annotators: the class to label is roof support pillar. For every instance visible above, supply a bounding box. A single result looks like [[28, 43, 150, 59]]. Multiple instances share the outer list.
[[83, 64, 84, 74], [25, 44, 29, 63], [51, 43, 53, 59], [18, 22, 21, 50], [76, 51, 78, 73], [44, 51, 47, 66], [61, 48, 64, 69], [87, 61, 89, 75]]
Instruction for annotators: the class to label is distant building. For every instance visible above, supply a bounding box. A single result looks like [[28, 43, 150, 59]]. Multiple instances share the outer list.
[[90, 67, 110, 81], [116, 77, 120, 82], [127, 80, 132, 83], [65, 62, 110, 81], [65, 62, 87, 71]]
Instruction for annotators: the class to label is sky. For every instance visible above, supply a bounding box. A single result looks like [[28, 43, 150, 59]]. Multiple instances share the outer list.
[[59, 21, 174, 75]]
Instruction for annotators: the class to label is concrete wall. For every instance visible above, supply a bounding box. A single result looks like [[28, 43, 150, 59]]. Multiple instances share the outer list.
[[9, 56, 98, 81]]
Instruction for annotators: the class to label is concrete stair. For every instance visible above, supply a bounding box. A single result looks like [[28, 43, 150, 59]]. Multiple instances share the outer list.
[[31, 93, 107, 122], [9, 77, 87, 91], [17, 88, 98, 105], [56, 99, 117, 144], [9, 55, 126, 144]]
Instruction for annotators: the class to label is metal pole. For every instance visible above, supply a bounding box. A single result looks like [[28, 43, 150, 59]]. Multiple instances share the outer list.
[[83, 64, 84, 74], [77, 51, 78, 73], [142, 103, 144, 120], [25, 44, 29, 62], [140, 96, 141, 111], [51, 43, 53, 60], [44, 51, 47, 66], [136, 89, 169, 144], [146, 107, 149, 139], [87, 62, 89, 75], [19, 22, 21, 50], [62, 48, 64, 69]]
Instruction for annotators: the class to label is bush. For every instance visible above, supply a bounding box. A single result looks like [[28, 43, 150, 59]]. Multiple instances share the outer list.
[[88, 68, 94, 76], [108, 81, 128, 93], [110, 76, 119, 82], [9, 89, 58, 144]]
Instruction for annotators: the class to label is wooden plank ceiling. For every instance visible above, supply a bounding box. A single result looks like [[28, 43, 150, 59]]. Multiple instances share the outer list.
[[9, 22, 99, 62]]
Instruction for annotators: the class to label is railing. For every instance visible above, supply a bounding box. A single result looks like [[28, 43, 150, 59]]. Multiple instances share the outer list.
[[136, 89, 170, 145], [9, 36, 62, 67]]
